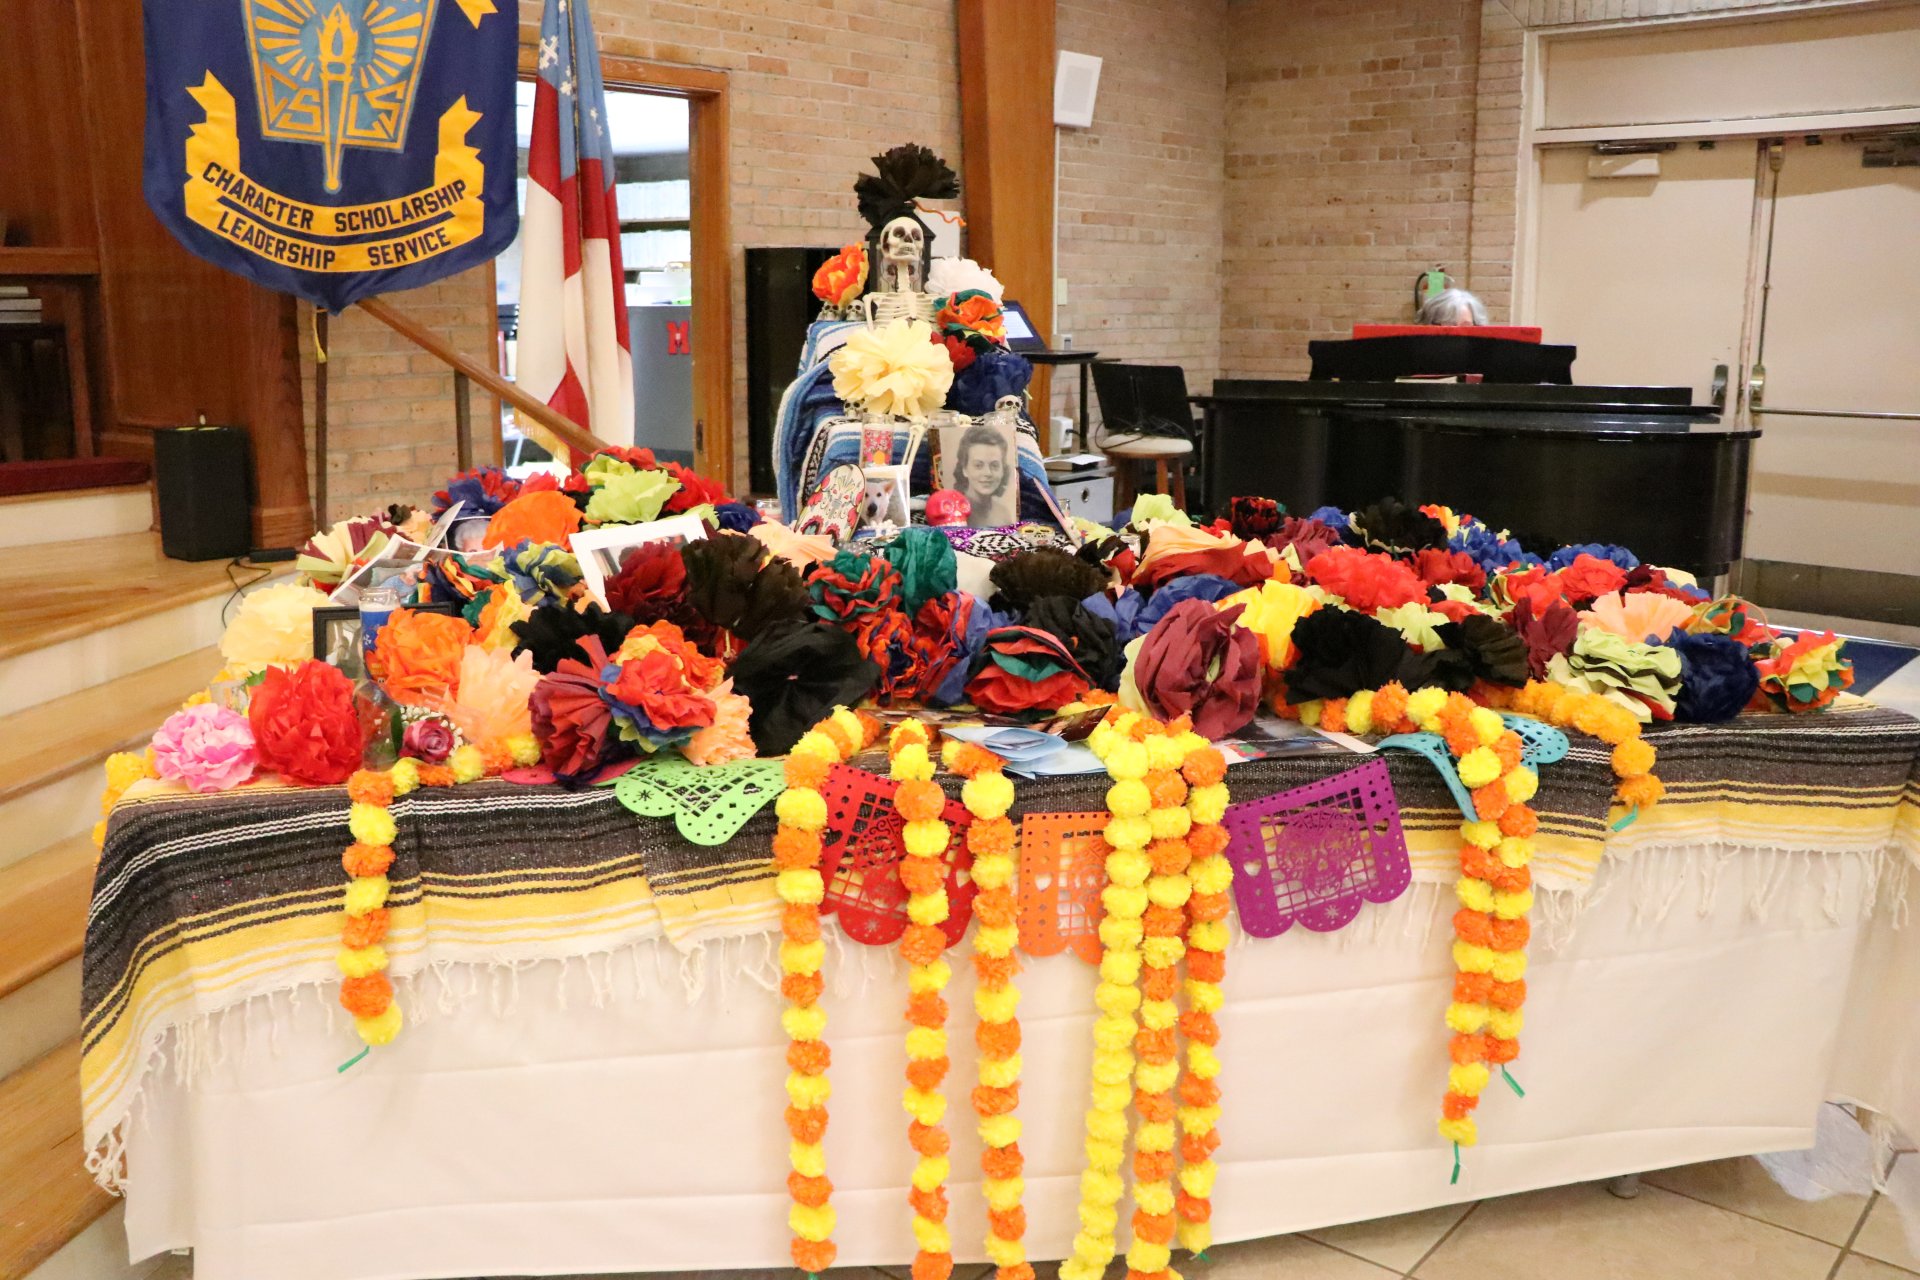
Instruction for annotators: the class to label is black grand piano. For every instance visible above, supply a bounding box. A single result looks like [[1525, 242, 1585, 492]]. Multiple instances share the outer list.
[[1196, 335, 1759, 580]]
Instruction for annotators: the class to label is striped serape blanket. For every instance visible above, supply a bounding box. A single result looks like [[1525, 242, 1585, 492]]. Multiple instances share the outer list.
[[82, 701, 1920, 1177]]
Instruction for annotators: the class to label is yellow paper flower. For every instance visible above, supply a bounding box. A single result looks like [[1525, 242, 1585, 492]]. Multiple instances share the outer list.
[[219, 582, 332, 671], [1222, 578, 1319, 669], [828, 319, 954, 419]]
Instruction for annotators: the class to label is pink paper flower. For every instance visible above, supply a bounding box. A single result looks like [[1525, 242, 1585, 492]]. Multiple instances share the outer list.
[[150, 703, 258, 793]]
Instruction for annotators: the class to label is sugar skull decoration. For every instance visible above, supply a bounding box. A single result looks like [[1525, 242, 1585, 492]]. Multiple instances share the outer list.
[[926, 489, 971, 527]]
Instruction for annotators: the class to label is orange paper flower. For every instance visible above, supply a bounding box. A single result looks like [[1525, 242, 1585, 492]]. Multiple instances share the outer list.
[[482, 490, 583, 549], [372, 609, 474, 707]]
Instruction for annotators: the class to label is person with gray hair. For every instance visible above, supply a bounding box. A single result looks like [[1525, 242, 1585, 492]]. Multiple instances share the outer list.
[[1416, 287, 1488, 326]]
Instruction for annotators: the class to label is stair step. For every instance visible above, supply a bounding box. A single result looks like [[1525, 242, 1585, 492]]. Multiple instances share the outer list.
[[0, 1041, 115, 1280], [0, 486, 151, 552], [0, 458, 149, 499], [0, 647, 222, 868], [0, 836, 95, 1003], [0, 533, 286, 718]]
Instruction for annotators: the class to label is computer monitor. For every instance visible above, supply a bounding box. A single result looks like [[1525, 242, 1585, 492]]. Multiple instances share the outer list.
[[999, 299, 1047, 354]]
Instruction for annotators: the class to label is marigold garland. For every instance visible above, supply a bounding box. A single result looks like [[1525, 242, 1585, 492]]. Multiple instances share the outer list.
[[1058, 711, 1159, 1280], [944, 739, 1033, 1280], [1175, 740, 1231, 1255], [774, 706, 879, 1276], [1288, 684, 1557, 1162], [1124, 718, 1204, 1280], [889, 720, 955, 1280], [339, 733, 540, 1050]]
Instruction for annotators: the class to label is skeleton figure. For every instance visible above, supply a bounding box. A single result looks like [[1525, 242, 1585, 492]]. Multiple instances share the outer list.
[[861, 214, 936, 327], [875, 215, 926, 294]]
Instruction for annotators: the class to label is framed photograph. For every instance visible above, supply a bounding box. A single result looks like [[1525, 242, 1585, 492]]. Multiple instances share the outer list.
[[860, 464, 911, 529], [937, 421, 1019, 529], [312, 600, 460, 678], [572, 514, 708, 608]]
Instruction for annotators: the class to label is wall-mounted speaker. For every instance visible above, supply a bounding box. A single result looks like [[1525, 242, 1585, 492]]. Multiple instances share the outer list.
[[1054, 51, 1102, 129]]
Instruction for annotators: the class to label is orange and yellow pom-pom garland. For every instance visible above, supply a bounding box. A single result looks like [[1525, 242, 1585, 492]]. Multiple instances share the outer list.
[[774, 706, 881, 1276], [1175, 741, 1231, 1254], [338, 734, 540, 1056], [1294, 687, 1552, 1159], [1124, 719, 1205, 1280], [1058, 711, 1155, 1280], [943, 739, 1033, 1280], [889, 720, 957, 1280]]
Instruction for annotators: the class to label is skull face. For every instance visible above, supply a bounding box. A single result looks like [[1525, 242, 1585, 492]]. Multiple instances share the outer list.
[[875, 215, 926, 293]]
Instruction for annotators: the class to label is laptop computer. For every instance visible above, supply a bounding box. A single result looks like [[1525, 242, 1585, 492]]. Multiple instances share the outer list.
[[1000, 299, 1048, 354]]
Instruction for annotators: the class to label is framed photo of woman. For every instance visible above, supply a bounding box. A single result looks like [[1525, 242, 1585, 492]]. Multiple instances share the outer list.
[[937, 421, 1019, 529]]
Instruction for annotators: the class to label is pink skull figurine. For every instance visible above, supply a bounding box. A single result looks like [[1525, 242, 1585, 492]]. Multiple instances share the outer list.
[[925, 488, 971, 527]]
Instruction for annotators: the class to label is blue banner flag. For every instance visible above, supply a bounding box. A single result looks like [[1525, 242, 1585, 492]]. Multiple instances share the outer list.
[[143, 0, 519, 312]]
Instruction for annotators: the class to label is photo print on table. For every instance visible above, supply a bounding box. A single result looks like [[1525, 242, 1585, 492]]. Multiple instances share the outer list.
[[937, 420, 1018, 529], [572, 514, 709, 609]]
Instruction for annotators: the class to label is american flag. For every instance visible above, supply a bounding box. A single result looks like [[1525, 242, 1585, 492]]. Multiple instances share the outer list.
[[516, 0, 633, 451]]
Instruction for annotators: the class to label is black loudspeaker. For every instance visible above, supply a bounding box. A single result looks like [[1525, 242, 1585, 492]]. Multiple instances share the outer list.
[[745, 246, 839, 496], [154, 425, 253, 561]]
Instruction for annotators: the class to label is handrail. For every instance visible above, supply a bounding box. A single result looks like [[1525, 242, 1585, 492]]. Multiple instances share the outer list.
[[355, 296, 602, 464]]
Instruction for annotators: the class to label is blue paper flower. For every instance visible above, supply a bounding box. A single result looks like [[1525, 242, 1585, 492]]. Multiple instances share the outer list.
[[1546, 542, 1640, 573], [497, 540, 583, 607], [1308, 505, 1350, 531], [432, 466, 520, 518], [1450, 520, 1542, 575], [928, 594, 1000, 706], [1670, 631, 1760, 723], [1083, 589, 1150, 646], [712, 501, 763, 533], [1136, 574, 1242, 639], [947, 349, 1034, 416]]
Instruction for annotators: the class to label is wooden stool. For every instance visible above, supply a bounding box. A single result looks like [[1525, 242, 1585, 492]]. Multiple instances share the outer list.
[[1097, 431, 1192, 513]]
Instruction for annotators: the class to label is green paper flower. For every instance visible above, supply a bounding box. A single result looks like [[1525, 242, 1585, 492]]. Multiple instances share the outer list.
[[585, 467, 681, 526], [881, 526, 958, 611], [581, 454, 636, 487]]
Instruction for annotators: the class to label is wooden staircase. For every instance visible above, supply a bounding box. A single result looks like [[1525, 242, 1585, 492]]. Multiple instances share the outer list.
[[0, 485, 276, 1280]]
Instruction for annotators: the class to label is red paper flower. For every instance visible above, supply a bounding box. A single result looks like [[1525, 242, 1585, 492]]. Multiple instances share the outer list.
[[1304, 547, 1426, 613], [604, 648, 717, 730], [966, 628, 1090, 716], [604, 541, 695, 628], [247, 660, 368, 785], [936, 332, 978, 372], [1413, 548, 1487, 593], [1552, 553, 1629, 605], [661, 461, 730, 515], [529, 636, 618, 780]]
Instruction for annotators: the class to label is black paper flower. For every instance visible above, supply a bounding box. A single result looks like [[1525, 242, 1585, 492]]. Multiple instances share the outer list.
[[511, 602, 638, 675], [1351, 498, 1450, 554], [727, 621, 880, 756], [682, 532, 808, 647], [988, 546, 1106, 615], [1024, 595, 1121, 690], [1284, 608, 1429, 703], [1435, 613, 1531, 689]]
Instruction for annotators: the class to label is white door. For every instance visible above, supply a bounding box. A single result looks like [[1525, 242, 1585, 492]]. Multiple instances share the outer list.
[[1746, 136, 1920, 576], [1532, 142, 1757, 403]]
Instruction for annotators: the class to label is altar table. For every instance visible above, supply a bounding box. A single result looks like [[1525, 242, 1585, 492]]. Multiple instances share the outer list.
[[85, 703, 1920, 1280]]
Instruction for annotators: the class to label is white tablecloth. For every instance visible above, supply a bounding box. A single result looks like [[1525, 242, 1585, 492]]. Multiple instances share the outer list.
[[120, 849, 1903, 1280]]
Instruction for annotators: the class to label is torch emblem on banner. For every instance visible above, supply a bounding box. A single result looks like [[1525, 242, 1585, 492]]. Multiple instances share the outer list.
[[244, 0, 445, 192]]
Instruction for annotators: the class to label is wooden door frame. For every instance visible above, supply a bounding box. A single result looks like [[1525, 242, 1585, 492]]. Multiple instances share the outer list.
[[515, 46, 733, 484]]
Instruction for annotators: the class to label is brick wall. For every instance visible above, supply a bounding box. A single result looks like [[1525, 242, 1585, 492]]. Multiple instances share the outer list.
[[1220, 0, 1483, 380], [1052, 0, 1228, 435]]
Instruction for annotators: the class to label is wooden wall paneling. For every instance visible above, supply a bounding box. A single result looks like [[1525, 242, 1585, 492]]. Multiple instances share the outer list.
[[0, 0, 102, 250], [69, 0, 310, 538], [958, 0, 1058, 450]]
